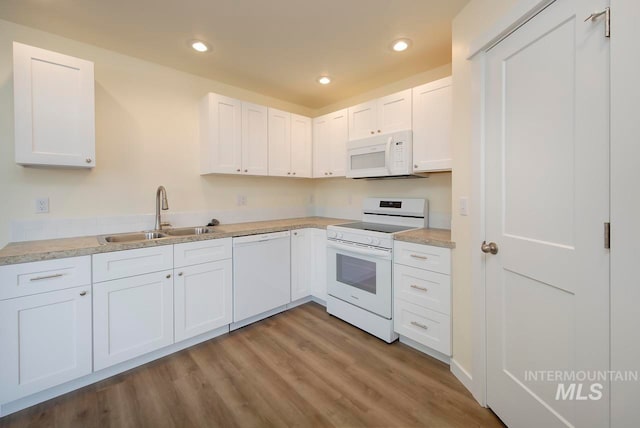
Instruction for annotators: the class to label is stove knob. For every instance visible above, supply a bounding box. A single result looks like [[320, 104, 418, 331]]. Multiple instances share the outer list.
[[366, 237, 373, 244], [337, 232, 344, 239], [372, 238, 380, 246], [328, 231, 336, 238]]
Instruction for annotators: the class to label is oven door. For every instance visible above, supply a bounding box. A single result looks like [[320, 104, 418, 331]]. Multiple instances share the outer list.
[[346, 139, 391, 178], [327, 240, 392, 318]]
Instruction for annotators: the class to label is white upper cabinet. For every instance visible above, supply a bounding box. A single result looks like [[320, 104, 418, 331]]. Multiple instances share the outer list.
[[200, 94, 268, 175], [241, 102, 269, 175], [200, 93, 242, 174], [290, 114, 312, 178], [412, 77, 452, 172], [268, 108, 292, 176], [348, 89, 412, 140], [313, 109, 348, 178], [268, 109, 312, 177], [13, 42, 95, 168]]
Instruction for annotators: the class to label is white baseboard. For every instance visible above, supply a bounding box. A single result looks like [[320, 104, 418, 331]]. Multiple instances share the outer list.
[[399, 336, 450, 364], [310, 295, 326, 307], [450, 358, 474, 395], [229, 305, 288, 331], [287, 296, 313, 309]]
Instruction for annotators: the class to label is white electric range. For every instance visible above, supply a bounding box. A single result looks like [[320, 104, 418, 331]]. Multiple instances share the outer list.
[[326, 198, 428, 342]]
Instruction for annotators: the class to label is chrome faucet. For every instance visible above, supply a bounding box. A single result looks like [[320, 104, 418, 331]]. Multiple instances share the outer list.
[[155, 186, 169, 231]]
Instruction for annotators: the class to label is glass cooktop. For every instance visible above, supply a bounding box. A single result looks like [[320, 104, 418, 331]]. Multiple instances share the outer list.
[[335, 222, 415, 234]]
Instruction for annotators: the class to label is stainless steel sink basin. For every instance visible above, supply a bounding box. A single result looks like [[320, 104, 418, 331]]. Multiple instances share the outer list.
[[165, 227, 217, 236], [99, 231, 170, 244]]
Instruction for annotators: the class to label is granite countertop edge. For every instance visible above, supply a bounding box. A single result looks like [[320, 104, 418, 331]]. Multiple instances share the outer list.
[[0, 217, 455, 266]]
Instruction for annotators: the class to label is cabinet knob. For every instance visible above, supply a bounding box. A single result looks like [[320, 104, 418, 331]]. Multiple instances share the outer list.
[[329, 172, 333, 175], [292, 172, 296, 175], [244, 169, 248, 173], [414, 164, 418, 168], [370, 131, 375, 135], [166, 274, 172, 279], [324, 172, 328, 176], [287, 172, 291, 175], [377, 130, 381, 133], [236, 168, 241, 172], [79, 291, 87, 296], [85, 158, 92, 163], [178, 272, 184, 276], [294, 232, 297, 236]]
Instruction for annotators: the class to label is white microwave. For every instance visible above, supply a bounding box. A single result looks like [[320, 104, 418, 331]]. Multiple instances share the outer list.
[[345, 130, 415, 178]]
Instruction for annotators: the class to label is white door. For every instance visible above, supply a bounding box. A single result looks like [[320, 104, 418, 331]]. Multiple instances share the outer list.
[[201, 93, 242, 174], [241, 102, 268, 175], [93, 270, 174, 370], [313, 114, 331, 177], [485, 1, 610, 427], [174, 260, 232, 342], [13, 42, 95, 168], [290, 114, 312, 177], [412, 77, 452, 172], [291, 229, 311, 301], [268, 108, 292, 176], [0, 286, 92, 403], [328, 109, 349, 177], [348, 99, 377, 140], [377, 89, 412, 135]]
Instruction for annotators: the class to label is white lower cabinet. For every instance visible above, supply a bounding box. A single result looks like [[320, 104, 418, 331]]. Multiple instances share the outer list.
[[174, 239, 233, 342], [0, 285, 92, 403], [93, 270, 174, 371], [291, 229, 311, 301], [393, 241, 452, 356]]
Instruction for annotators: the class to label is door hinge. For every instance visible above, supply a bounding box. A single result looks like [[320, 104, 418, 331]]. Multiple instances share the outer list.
[[585, 7, 610, 38], [604, 222, 610, 249]]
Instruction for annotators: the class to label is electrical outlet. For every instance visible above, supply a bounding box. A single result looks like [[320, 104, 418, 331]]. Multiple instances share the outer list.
[[36, 197, 49, 214], [236, 195, 247, 206]]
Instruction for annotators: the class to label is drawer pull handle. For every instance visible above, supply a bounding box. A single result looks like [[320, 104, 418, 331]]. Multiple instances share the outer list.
[[410, 254, 428, 260], [166, 274, 172, 279], [410, 284, 428, 292], [30, 273, 64, 281], [79, 291, 87, 296], [411, 321, 429, 330], [178, 272, 184, 276]]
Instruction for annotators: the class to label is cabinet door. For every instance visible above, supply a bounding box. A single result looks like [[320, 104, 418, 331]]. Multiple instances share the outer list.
[[313, 114, 331, 178], [200, 93, 242, 174], [348, 99, 377, 140], [310, 229, 328, 302], [13, 42, 95, 168], [268, 108, 292, 177], [291, 229, 311, 301], [328, 109, 349, 177], [93, 271, 174, 371], [0, 286, 92, 403], [412, 77, 452, 172], [174, 260, 232, 342], [241, 102, 268, 175], [377, 89, 412, 135], [290, 114, 312, 178]]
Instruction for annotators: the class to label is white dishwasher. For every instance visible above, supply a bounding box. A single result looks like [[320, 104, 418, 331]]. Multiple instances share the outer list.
[[232, 231, 291, 323]]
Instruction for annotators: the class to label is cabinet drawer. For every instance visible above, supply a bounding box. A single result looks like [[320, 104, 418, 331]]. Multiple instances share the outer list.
[[0, 256, 91, 301], [394, 264, 450, 315], [174, 238, 232, 268], [394, 299, 451, 356], [393, 241, 451, 274], [92, 245, 173, 283]]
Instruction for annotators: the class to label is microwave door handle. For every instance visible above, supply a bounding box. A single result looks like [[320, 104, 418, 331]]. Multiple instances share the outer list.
[[385, 137, 393, 174]]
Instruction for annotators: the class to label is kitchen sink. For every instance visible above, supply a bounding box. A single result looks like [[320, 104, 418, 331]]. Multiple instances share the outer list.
[[98, 231, 170, 244], [164, 226, 217, 236]]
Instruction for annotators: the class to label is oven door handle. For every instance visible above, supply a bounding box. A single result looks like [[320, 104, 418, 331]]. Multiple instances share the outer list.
[[327, 241, 392, 260]]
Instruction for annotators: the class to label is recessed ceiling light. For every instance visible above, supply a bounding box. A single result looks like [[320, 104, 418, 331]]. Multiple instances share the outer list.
[[317, 76, 332, 85], [191, 40, 209, 53], [391, 39, 412, 52]]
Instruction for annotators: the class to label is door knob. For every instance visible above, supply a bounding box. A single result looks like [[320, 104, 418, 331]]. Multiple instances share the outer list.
[[481, 241, 499, 255]]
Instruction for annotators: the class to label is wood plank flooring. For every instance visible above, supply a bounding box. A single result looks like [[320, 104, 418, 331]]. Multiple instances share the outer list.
[[0, 302, 504, 428]]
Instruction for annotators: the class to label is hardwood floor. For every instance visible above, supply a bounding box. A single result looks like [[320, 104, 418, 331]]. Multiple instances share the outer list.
[[0, 302, 503, 428]]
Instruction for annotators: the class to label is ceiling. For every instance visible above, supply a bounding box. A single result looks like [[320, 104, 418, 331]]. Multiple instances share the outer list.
[[0, 0, 469, 109]]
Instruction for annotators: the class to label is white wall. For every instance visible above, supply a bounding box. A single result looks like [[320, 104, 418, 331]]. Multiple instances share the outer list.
[[0, 18, 320, 247], [450, 0, 517, 373], [610, 0, 640, 425]]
